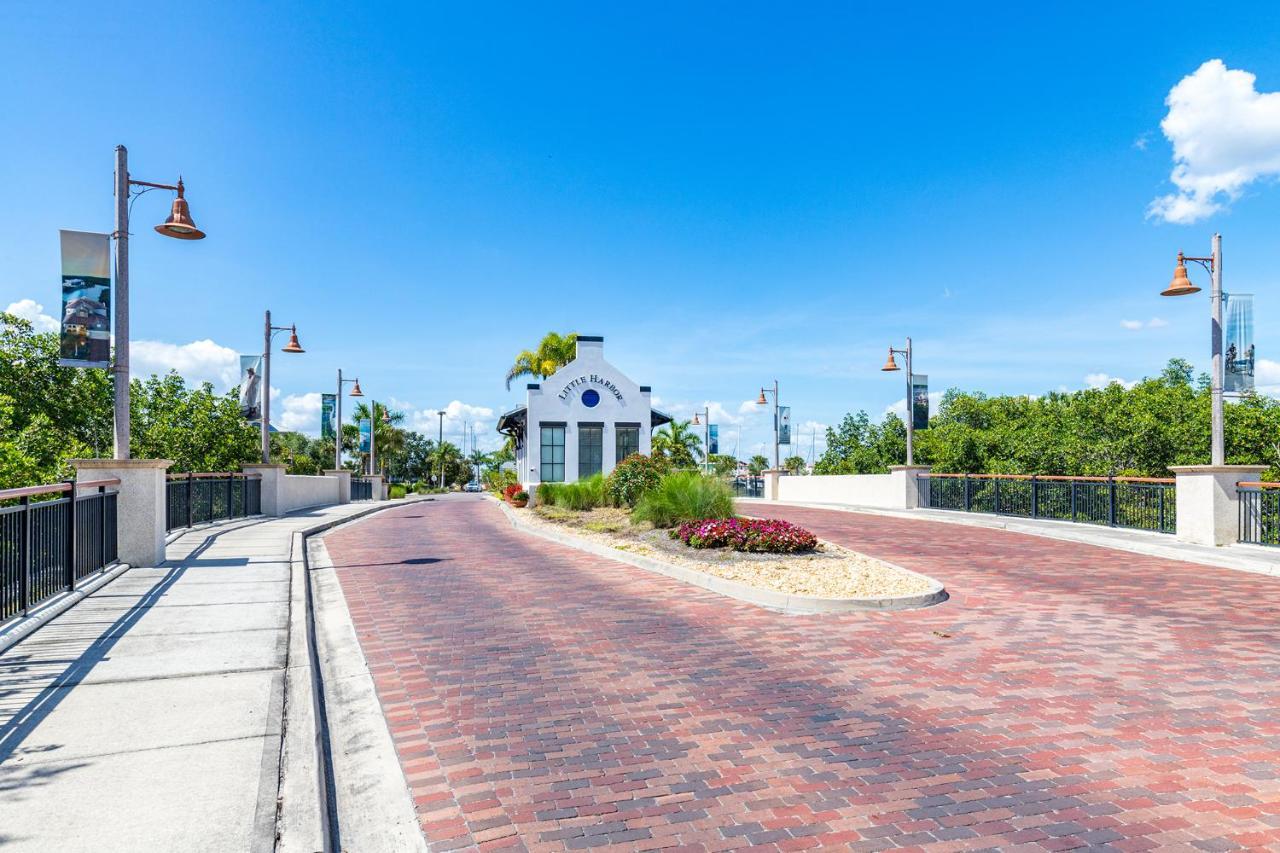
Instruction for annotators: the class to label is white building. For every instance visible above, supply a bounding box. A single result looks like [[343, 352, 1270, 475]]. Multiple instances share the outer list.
[[497, 336, 671, 488]]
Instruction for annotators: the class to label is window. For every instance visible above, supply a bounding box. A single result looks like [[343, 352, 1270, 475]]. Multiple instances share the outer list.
[[540, 424, 565, 482], [616, 425, 640, 462], [578, 424, 603, 479]]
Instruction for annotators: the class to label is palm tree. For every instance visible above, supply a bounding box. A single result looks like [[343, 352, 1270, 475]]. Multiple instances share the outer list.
[[748, 454, 770, 476], [652, 419, 703, 467], [505, 332, 578, 390], [351, 401, 406, 475]]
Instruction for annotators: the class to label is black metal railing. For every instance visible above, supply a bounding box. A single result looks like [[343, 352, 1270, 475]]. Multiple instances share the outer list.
[[165, 473, 262, 532], [1238, 483, 1279, 546], [921, 474, 1176, 534], [730, 476, 765, 498], [351, 478, 373, 501], [1, 479, 120, 624]]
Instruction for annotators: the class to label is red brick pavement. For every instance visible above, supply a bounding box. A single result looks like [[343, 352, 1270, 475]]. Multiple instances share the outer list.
[[322, 496, 1280, 852]]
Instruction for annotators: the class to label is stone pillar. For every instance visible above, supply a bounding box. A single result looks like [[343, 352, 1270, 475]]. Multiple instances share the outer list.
[[762, 470, 780, 501], [1169, 465, 1266, 546], [367, 475, 385, 501], [324, 470, 351, 504], [244, 464, 287, 517], [889, 465, 931, 509], [71, 458, 173, 568]]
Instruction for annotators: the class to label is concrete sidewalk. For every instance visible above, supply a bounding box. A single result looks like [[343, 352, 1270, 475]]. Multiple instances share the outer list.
[[740, 497, 1280, 577], [0, 502, 383, 853]]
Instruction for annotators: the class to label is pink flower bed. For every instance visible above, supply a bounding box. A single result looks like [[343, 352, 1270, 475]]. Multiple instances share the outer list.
[[672, 517, 818, 553]]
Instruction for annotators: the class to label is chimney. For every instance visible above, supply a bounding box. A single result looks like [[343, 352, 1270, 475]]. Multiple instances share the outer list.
[[576, 335, 604, 360]]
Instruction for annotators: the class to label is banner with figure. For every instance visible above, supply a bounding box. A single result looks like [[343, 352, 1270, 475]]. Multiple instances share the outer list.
[[321, 394, 337, 440], [912, 374, 929, 430], [58, 230, 112, 368], [708, 424, 719, 455], [238, 355, 263, 422], [778, 406, 791, 445], [358, 418, 371, 453], [1224, 293, 1255, 394]]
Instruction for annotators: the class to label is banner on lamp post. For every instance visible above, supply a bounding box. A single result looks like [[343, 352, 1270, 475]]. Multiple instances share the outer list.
[[321, 394, 337, 440], [778, 406, 791, 445], [358, 418, 371, 453], [1224, 293, 1255, 394], [238, 355, 263, 423], [708, 424, 719, 456], [57, 230, 112, 368], [911, 374, 929, 431]]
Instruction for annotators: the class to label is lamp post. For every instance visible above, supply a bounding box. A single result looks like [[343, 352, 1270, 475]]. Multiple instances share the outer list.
[[691, 406, 710, 473], [437, 410, 446, 488], [111, 145, 206, 459], [260, 311, 304, 463], [754, 381, 780, 472], [335, 371, 363, 470], [880, 338, 916, 466], [1162, 234, 1225, 466]]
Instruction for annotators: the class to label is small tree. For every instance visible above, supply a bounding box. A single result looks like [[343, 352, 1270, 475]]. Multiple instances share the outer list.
[[783, 455, 807, 475], [747, 455, 769, 476]]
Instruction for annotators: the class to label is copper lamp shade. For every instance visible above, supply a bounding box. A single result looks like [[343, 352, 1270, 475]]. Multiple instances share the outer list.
[[154, 179, 206, 240], [691, 413, 701, 425], [350, 380, 364, 397], [756, 390, 768, 405], [881, 349, 900, 371], [281, 326, 304, 354], [1162, 254, 1201, 297]]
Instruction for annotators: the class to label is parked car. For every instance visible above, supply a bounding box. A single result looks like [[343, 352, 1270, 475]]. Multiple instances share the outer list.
[[463, 481, 483, 493]]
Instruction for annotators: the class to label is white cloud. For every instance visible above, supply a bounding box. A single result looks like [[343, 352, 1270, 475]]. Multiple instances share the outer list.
[[1148, 59, 1280, 223], [1085, 373, 1136, 390], [737, 399, 763, 415], [4, 299, 59, 333], [278, 392, 322, 434], [131, 338, 240, 390], [403, 400, 499, 450], [1120, 317, 1168, 330], [1256, 358, 1280, 397]]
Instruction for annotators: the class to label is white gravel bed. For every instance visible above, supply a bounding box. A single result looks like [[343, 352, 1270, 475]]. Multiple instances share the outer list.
[[517, 506, 932, 600]]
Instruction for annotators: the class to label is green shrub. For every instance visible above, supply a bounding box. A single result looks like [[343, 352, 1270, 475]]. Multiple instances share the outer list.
[[536, 482, 564, 506], [631, 471, 734, 528], [389, 484, 407, 499], [607, 453, 668, 507], [538, 475, 609, 510]]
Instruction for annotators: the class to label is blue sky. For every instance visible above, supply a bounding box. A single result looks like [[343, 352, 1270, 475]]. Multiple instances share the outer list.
[[3, 3, 1280, 459]]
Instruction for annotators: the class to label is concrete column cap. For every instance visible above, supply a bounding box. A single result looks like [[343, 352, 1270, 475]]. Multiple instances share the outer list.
[[1168, 464, 1269, 474], [243, 463, 288, 470], [71, 458, 174, 470], [889, 465, 932, 472], [323, 469, 351, 476]]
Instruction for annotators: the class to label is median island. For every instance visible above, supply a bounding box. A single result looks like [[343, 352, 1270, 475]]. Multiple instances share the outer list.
[[497, 457, 942, 610]]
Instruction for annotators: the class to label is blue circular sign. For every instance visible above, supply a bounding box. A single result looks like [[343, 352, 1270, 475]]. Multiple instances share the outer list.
[[581, 389, 600, 408]]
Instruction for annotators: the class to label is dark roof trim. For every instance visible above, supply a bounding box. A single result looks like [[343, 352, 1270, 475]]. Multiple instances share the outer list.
[[526, 383, 540, 389], [577, 335, 604, 342], [639, 386, 651, 392], [538, 420, 567, 427], [650, 408, 673, 428], [615, 422, 641, 428], [577, 421, 604, 427]]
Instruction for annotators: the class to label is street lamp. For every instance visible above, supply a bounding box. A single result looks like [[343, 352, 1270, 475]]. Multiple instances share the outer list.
[[1162, 234, 1225, 466], [754, 381, 780, 471], [111, 145, 206, 459], [335, 370, 362, 469], [437, 410, 446, 488], [691, 406, 710, 473], [880, 338, 917, 465], [260, 311, 304, 463]]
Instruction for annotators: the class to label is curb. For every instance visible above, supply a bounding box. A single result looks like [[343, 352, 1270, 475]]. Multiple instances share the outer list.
[[276, 498, 429, 853], [496, 501, 947, 614]]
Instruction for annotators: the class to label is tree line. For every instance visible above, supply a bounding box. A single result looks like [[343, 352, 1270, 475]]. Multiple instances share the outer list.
[[814, 359, 1280, 479]]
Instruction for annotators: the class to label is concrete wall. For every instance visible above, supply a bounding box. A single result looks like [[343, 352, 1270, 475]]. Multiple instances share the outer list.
[[282, 474, 340, 514], [776, 473, 896, 507]]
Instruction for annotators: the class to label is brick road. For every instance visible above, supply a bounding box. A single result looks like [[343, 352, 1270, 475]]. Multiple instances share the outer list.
[[322, 496, 1280, 851]]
